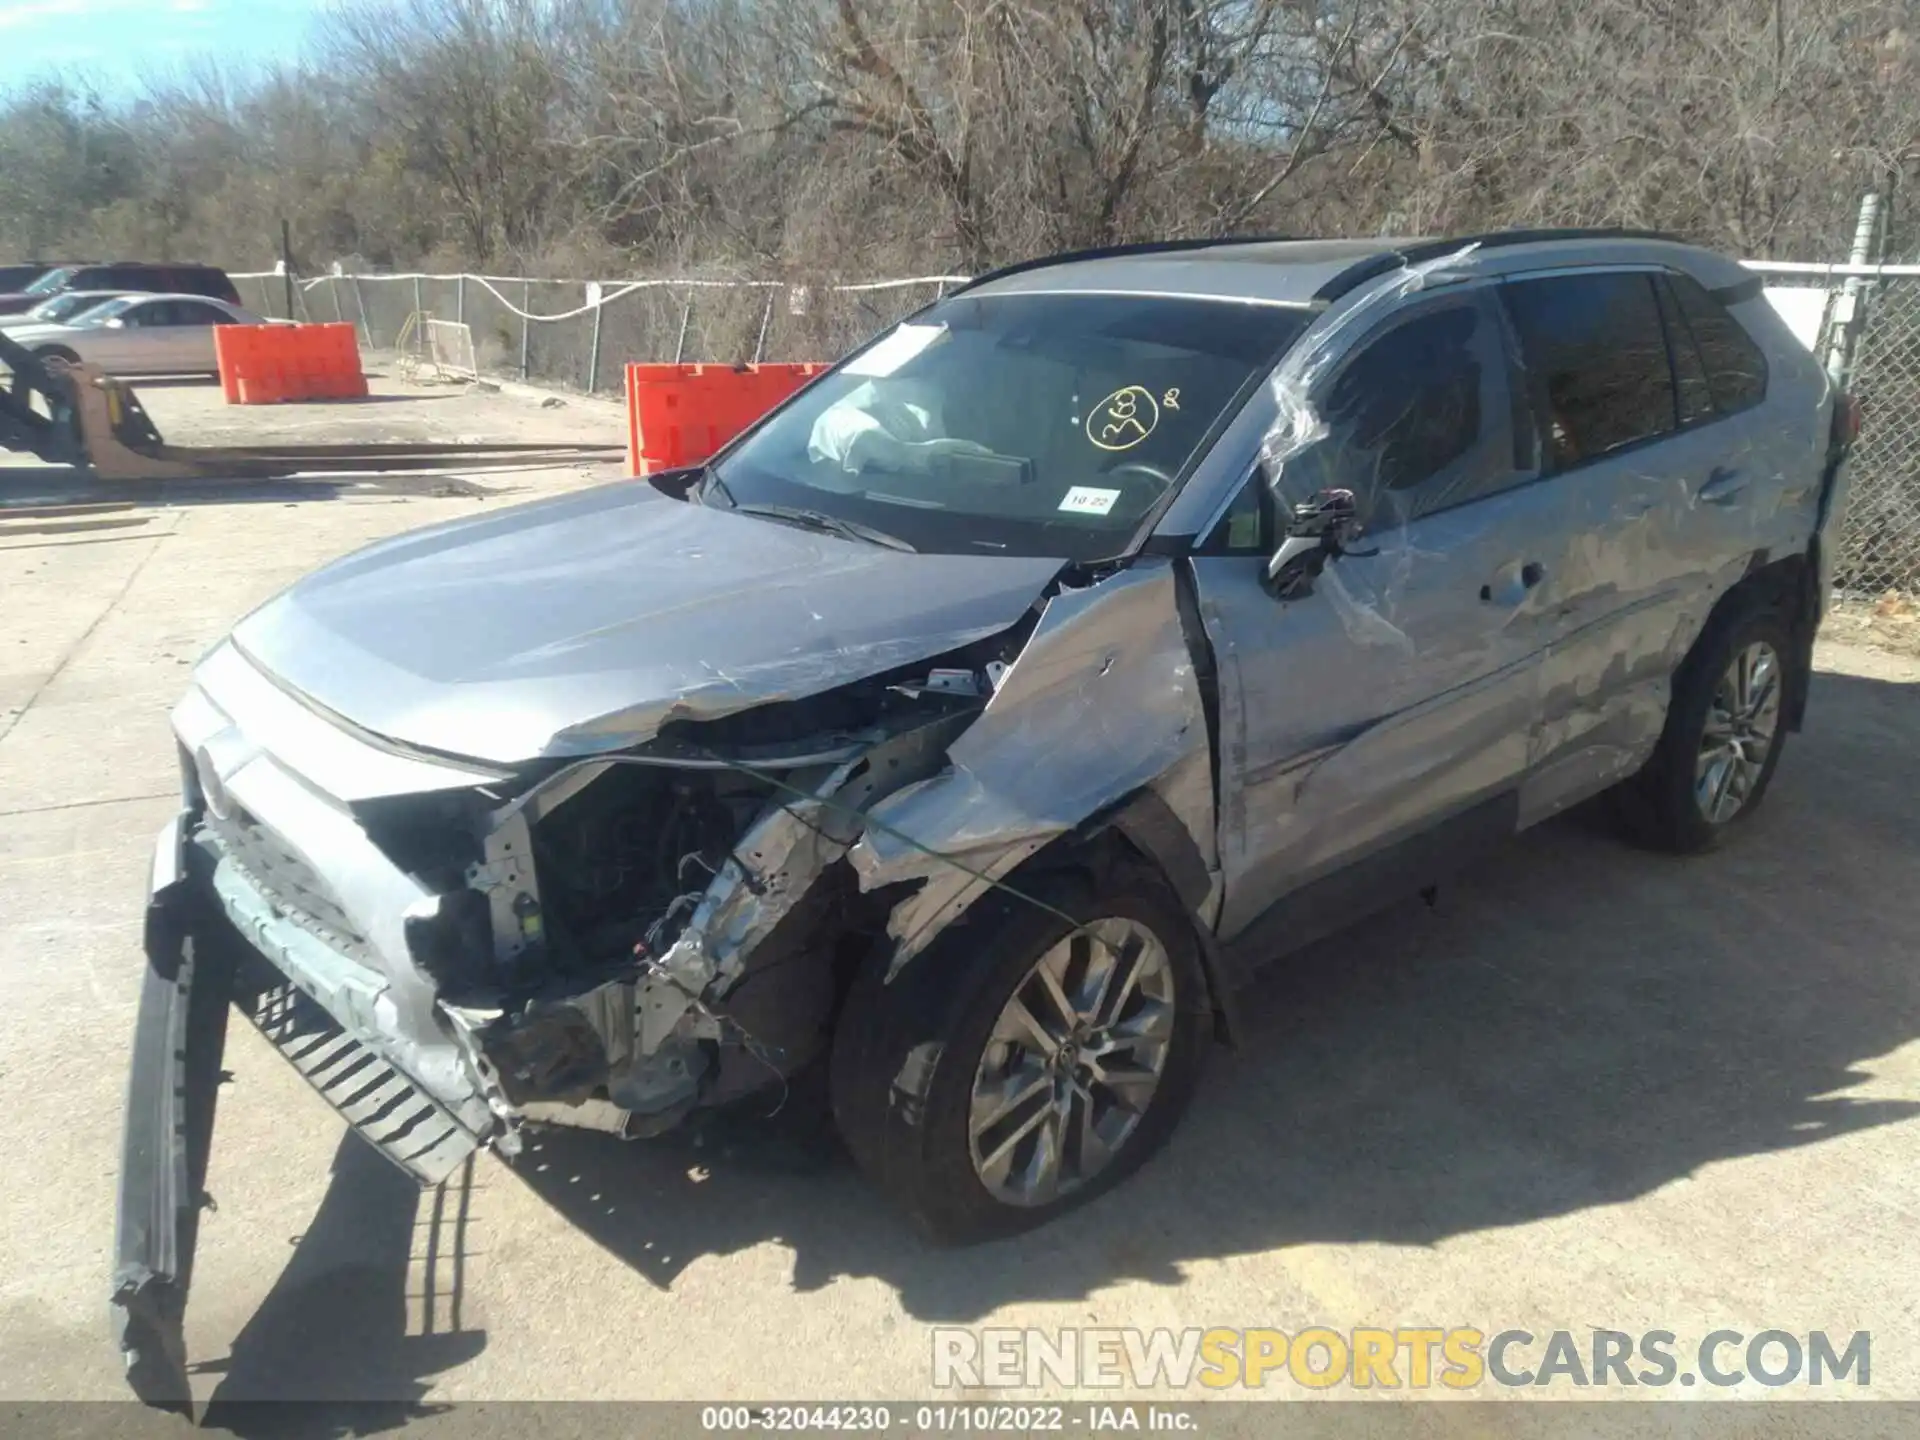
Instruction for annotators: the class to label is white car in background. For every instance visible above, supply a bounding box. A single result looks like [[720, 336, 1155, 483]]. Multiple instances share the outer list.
[[0, 290, 129, 332], [11, 293, 265, 377]]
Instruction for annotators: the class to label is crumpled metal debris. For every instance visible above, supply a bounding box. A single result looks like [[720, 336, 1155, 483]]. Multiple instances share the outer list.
[[847, 559, 1213, 974]]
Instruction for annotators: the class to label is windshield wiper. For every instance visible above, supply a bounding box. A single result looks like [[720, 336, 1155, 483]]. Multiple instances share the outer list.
[[730, 503, 916, 552]]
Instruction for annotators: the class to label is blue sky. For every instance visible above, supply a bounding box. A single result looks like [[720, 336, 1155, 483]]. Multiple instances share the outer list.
[[0, 0, 317, 90]]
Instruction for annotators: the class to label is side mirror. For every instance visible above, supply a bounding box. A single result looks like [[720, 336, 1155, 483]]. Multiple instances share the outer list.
[[1266, 487, 1364, 599]]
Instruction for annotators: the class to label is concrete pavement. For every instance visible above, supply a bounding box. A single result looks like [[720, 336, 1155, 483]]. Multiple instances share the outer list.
[[3, 375, 1918, 1422]]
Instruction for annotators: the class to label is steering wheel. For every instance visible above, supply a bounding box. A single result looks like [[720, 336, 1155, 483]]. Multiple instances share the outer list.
[[1101, 459, 1176, 491]]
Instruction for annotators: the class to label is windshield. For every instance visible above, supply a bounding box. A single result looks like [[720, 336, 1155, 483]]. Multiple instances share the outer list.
[[710, 293, 1309, 559], [28, 293, 116, 324], [75, 297, 137, 325], [24, 267, 75, 295]]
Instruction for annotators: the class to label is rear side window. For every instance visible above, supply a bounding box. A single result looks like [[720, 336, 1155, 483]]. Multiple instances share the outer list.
[[1666, 272, 1768, 415], [1502, 273, 1676, 470], [171, 266, 240, 302], [88, 266, 162, 291]]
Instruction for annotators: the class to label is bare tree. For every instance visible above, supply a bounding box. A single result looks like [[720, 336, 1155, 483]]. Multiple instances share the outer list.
[[1, 0, 1915, 277]]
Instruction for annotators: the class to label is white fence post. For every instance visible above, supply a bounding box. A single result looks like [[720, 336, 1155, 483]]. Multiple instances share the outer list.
[[520, 280, 532, 380], [1827, 192, 1884, 386]]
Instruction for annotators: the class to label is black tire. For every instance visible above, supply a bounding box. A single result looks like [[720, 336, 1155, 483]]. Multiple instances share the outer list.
[[1614, 595, 1797, 854], [34, 345, 80, 365], [830, 863, 1209, 1243]]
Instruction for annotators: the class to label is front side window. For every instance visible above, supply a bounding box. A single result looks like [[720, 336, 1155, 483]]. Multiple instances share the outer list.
[[120, 301, 171, 328], [1324, 308, 1481, 493], [76, 297, 138, 327], [1275, 300, 1510, 520], [1502, 273, 1676, 470], [710, 293, 1309, 560]]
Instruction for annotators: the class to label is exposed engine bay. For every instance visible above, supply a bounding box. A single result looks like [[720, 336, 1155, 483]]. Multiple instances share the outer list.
[[157, 520, 1216, 1184], [398, 637, 1032, 1143]]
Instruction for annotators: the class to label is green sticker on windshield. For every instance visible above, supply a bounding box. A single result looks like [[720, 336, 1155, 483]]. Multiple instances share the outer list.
[[1087, 385, 1160, 451]]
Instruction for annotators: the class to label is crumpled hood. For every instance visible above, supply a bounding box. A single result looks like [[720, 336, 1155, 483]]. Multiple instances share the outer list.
[[230, 481, 1063, 766]]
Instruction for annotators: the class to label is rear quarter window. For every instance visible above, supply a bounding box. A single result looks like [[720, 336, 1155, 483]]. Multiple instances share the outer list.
[[1666, 271, 1768, 415]]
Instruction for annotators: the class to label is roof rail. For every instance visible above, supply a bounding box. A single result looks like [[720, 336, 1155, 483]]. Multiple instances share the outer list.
[[947, 234, 1303, 296], [1314, 227, 1691, 302]]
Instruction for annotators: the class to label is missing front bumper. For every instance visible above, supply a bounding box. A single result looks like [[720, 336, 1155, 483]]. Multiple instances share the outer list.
[[110, 814, 232, 1409], [110, 816, 490, 1406]]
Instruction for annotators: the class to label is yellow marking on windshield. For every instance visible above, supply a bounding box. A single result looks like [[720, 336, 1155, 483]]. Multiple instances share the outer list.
[[1087, 385, 1161, 451]]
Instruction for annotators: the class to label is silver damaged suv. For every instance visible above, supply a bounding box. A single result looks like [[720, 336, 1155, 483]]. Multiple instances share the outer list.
[[114, 232, 1857, 1399]]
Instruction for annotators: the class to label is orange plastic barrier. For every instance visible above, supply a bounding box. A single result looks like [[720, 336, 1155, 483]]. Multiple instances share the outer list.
[[216, 322, 369, 405], [624, 361, 827, 475]]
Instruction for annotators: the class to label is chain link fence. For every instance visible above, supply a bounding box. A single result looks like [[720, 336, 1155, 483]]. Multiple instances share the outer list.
[[231, 270, 959, 396], [1746, 262, 1920, 595], [1835, 278, 1920, 595], [235, 260, 1920, 595]]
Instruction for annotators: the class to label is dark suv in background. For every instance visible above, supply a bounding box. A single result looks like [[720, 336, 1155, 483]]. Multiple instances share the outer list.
[[0, 263, 60, 293], [0, 262, 241, 316]]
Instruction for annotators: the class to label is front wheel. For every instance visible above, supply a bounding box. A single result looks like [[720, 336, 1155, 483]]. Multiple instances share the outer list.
[[34, 345, 80, 366], [1614, 598, 1796, 853], [831, 866, 1209, 1242]]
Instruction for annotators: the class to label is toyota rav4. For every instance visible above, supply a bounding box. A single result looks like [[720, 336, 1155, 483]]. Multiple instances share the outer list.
[[113, 231, 1857, 1400]]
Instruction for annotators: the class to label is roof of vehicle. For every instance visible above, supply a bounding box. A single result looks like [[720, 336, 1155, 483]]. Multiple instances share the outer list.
[[960, 230, 1756, 307], [90, 292, 247, 309], [30, 289, 126, 304], [69, 260, 229, 271]]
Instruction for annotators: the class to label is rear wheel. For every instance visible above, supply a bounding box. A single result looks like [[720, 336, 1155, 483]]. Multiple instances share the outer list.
[[831, 865, 1208, 1241], [1615, 597, 1795, 853]]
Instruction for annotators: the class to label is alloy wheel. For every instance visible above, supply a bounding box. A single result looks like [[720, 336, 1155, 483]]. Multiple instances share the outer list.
[[1694, 639, 1782, 825], [967, 917, 1176, 1207]]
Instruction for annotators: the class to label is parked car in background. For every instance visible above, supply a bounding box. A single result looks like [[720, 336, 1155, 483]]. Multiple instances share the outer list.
[[12, 294, 264, 376], [0, 290, 127, 331], [0, 261, 241, 316]]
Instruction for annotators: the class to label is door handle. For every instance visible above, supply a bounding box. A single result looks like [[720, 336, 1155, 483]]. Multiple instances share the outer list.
[[1699, 466, 1749, 506], [1480, 561, 1547, 605]]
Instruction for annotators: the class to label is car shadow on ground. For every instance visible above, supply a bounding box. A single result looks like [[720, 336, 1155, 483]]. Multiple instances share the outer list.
[[194, 668, 1920, 1423], [196, 1137, 482, 1434]]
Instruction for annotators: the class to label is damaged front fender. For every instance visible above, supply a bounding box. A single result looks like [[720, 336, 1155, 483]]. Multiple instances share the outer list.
[[847, 559, 1217, 975], [456, 708, 977, 1131]]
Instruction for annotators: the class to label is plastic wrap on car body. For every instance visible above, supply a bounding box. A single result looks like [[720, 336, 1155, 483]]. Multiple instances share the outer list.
[[1258, 245, 1488, 655], [847, 560, 1213, 976]]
